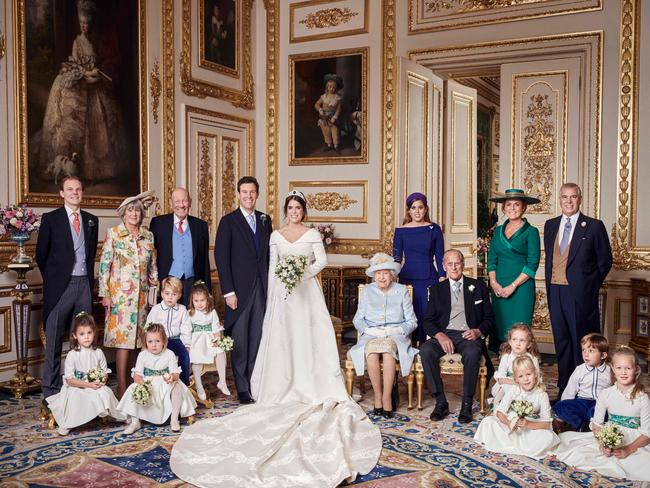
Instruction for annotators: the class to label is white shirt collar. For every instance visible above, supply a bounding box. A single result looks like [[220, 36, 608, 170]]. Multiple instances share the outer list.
[[561, 212, 580, 226], [449, 276, 464, 289], [160, 303, 179, 312], [240, 207, 255, 219], [585, 361, 608, 373], [64, 204, 81, 218]]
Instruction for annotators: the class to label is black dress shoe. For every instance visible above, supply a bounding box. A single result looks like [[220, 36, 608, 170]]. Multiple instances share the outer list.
[[372, 407, 384, 416], [382, 409, 395, 419], [238, 392, 254, 404], [458, 402, 473, 423], [429, 402, 449, 421]]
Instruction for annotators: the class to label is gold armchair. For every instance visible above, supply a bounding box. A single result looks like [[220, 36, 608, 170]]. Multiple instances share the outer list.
[[344, 284, 419, 409]]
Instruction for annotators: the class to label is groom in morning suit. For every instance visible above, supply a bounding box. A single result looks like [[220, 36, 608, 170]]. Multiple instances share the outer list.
[[36, 176, 99, 398], [215, 176, 272, 404], [149, 187, 212, 305], [544, 183, 612, 393], [419, 249, 494, 424]]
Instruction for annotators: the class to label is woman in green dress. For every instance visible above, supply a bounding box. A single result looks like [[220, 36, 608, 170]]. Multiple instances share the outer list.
[[487, 189, 541, 352]]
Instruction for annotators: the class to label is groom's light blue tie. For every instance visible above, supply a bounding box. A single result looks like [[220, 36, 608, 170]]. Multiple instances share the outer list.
[[559, 217, 572, 254], [247, 213, 256, 233]]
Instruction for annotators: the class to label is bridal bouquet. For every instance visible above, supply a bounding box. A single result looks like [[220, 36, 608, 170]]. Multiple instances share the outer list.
[[85, 367, 108, 384], [275, 254, 309, 298], [595, 423, 624, 449], [132, 380, 153, 406], [510, 399, 534, 418], [216, 336, 234, 352]]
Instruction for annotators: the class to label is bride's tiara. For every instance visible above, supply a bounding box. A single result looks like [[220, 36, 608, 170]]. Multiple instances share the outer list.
[[285, 189, 306, 201]]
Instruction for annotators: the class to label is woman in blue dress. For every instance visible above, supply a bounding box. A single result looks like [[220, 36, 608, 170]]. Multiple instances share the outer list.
[[393, 192, 445, 343]]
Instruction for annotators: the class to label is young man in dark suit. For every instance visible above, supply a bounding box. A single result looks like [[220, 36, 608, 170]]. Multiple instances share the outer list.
[[544, 183, 612, 393], [149, 187, 212, 305], [420, 249, 495, 423], [215, 176, 272, 404], [36, 176, 99, 399]]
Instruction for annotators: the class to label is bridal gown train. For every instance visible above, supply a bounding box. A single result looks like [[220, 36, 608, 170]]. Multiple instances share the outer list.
[[170, 228, 382, 487]]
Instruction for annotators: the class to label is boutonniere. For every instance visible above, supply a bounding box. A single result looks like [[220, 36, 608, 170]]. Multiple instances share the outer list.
[[260, 214, 267, 226], [580, 221, 586, 228], [468, 284, 475, 293], [87, 220, 95, 227]]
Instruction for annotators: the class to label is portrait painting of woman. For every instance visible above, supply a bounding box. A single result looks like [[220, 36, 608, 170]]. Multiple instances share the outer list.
[[24, 0, 141, 200]]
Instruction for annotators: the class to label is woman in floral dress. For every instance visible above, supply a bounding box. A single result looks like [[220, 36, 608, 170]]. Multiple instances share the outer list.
[[99, 190, 158, 397]]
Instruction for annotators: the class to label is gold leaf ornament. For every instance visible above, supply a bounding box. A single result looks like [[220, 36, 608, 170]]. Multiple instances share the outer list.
[[299, 8, 358, 29], [306, 192, 358, 211]]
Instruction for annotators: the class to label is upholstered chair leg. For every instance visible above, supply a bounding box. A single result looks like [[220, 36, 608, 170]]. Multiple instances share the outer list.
[[416, 370, 424, 410], [407, 372, 414, 409], [345, 364, 354, 396]]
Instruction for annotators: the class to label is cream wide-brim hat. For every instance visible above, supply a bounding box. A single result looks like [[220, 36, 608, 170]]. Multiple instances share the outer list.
[[117, 190, 158, 212], [365, 252, 402, 278]]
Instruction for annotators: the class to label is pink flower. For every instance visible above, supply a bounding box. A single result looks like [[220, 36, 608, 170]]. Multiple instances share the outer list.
[[325, 237, 332, 245]]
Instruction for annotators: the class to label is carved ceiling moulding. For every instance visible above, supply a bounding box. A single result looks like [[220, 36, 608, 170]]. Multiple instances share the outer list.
[[181, 0, 254, 109], [290, 0, 368, 43], [612, 0, 650, 269], [409, 0, 601, 33]]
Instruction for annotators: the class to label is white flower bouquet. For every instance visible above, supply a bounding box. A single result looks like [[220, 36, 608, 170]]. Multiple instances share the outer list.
[[85, 367, 107, 384], [275, 254, 309, 298], [132, 380, 153, 406], [595, 423, 624, 449], [510, 399, 534, 418], [216, 336, 234, 352]]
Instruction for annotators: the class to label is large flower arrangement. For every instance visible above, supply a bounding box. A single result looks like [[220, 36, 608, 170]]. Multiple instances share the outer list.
[[0, 204, 40, 237], [311, 223, 335, 248]]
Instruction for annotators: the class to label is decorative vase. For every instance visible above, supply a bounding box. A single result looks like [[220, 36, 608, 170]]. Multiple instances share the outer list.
[[10, 231, 32, 264]]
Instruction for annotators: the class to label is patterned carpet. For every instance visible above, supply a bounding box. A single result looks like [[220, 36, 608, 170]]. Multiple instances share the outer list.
[[1, 362, 648, 487]]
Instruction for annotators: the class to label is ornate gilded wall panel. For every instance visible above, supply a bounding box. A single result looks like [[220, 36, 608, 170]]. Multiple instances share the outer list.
[[408, 0, 601, 33], [511, 73, 568, 215], [290, 0, 368, 43], [612, 0, 650, 269], [288, 181, 368, 223], [185, 106, 253, 241]]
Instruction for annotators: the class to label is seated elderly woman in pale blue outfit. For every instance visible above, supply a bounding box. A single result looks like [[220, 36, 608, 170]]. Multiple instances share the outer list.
[[350, 253, 418, 419]]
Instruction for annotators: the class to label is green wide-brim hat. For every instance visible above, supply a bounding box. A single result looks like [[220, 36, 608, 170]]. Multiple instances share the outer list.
[[490, 188, 541, 204]]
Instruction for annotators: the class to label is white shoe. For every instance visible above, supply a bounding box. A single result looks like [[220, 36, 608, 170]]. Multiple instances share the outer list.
[[196, 385, 207, 401], [170, 419, 181, 432], [122, 418, 141, 434], [57, 426, 70, 436], [217, 381, 231, 396]]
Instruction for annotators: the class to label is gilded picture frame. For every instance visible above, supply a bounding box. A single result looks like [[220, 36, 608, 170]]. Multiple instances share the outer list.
[[199, 0, 238, 78], [181, 0, 253, 109], [289, 48, 368, 165], [14, 0, 148, 208], [290, 0, 369, 44]]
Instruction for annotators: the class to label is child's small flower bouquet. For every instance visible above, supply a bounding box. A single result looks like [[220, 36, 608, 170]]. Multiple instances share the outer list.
[[311, 223, 335, 248], [275, 254, 309, 298], [510, 399, 534, 418], [595, 423, 624, 449], [85, 367, 107, 384], [133, 380, 153, 406], [216, 336, 234, 352]]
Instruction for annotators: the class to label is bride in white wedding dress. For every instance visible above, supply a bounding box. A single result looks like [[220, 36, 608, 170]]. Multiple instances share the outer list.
[[170, 191, 382, 487]]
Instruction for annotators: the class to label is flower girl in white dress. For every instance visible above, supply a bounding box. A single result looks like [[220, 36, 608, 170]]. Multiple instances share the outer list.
[[47, 312, 125, 436], [475, 353, 559, 459], [554, 346, 650, 481], [183, 281, 230, 400], [491, 324, 540, 409], [118, 323, 196, 434]]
